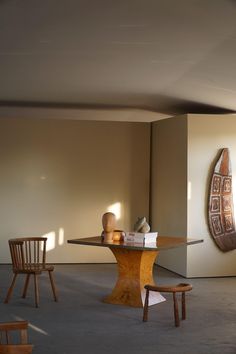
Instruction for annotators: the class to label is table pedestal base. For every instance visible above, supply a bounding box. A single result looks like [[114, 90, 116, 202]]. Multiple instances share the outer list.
[[103, 248, 165, 308]]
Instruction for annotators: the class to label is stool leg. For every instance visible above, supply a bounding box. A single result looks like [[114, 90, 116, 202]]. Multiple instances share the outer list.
[[143, 289, 149, 322], [173, 292, 180, 327], [182, 292, 186, 320]]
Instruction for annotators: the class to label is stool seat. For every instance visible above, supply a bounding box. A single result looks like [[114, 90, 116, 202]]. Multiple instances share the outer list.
[[145, 283, 192, 293], [143, 283, 193, 327]]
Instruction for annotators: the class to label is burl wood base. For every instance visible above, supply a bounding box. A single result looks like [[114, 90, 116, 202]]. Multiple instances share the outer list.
[[103, 248, 165, 307]]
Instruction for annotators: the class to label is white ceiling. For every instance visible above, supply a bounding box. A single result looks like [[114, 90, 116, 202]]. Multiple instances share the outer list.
[[1, 0, 236, 121]]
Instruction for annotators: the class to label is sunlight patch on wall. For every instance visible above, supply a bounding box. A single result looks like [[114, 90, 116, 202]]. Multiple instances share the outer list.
[[59, 227, 64, 245], [188, 181, 192, 201], [232, 179, 236, 213], [41, 228, 65, 251], [42, 231, 56, 251], [107, 202, 121, 220]]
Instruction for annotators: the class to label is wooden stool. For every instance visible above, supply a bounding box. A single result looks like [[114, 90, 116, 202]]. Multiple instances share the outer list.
[[143, 283, 193, 327]]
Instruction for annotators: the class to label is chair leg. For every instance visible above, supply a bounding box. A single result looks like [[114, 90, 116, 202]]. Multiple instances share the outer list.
[[48, 271, 58, 302], [22, 274, 31, 298], [143, 289, 149, 322], [173, 292, 180, 327], [33, 274, 39, 308], [4, 273, 18, 304], [182, 292, 186, 320]]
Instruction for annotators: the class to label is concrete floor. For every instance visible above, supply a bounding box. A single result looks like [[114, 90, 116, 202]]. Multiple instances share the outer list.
[[0, 264, 236, 354]]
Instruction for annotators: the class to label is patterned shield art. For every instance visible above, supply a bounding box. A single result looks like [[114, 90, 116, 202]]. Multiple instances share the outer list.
[[208, 148, 236, 251]]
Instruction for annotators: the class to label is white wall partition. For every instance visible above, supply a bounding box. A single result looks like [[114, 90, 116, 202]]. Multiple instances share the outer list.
[[151, 116, 188, 276], [187, 114, 236, 277], [151, 113, 236, 277]]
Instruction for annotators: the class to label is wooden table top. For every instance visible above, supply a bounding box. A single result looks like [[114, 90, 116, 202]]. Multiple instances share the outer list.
[[67, 235, 203, 251]]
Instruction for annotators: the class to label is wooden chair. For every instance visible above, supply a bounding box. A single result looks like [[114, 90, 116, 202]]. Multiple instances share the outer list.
[[0, 320, 33, 353], [4, 237, 58, 308], [143, 283, 193, 327]]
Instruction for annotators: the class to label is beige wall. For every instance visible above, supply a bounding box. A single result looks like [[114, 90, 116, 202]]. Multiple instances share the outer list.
[[3, 113, 236, 275], [0, 117, 150, 263], [187, 114, 236, 277], [151, 116, 188, 276]]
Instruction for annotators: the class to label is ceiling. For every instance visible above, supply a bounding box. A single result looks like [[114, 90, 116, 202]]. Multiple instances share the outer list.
[[1, 0, 236, 120]]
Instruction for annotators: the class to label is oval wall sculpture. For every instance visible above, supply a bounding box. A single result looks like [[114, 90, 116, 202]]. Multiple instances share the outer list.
[[208, 148, 236, 252]]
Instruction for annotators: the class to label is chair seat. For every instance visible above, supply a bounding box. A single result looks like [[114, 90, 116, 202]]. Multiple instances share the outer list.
[[13, 264, 54, 274]]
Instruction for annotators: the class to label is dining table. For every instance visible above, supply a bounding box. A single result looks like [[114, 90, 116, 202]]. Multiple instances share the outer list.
[[67, 235, 203, 308]]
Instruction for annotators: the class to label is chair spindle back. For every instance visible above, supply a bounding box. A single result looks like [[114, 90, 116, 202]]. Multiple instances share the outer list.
[[9, 238, 47, 271], [0, 321, 33, 353]]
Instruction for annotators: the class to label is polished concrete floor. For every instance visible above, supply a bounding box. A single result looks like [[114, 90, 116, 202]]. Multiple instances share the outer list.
[[0, 264, 236, 354]]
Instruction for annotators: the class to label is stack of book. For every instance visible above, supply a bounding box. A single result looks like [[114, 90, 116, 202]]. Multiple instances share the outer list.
[[124, 232, 158, 244]]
